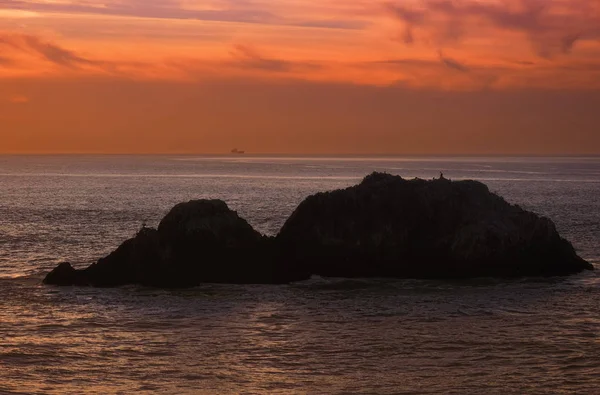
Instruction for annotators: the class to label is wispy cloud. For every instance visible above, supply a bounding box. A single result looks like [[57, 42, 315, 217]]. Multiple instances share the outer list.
[[0, 0, 273, 23], [385, 0, 600, 58], [371, 55, 502, 90], [0, 0, 364, 30], [438, 50, 469, 72], [0, 33, 102, 69], [229, 44, 322, 73]]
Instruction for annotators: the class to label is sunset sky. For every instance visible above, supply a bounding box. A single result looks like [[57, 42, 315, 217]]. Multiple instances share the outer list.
[[1, 0, 599, 154]]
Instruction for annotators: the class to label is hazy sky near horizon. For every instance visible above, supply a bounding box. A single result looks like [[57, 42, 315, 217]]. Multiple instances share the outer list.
[[1, 0, 599, 154]]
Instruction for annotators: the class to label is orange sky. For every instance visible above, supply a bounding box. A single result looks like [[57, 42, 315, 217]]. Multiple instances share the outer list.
[[1, 0, 599, 154]]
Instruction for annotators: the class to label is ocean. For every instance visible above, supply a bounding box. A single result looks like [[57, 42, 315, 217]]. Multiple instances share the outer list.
[[0, 155, 599, 394]]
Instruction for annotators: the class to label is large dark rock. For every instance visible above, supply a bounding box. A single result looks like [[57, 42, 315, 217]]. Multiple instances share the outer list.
[[277, 172, 593, 279], [150, 199, 304, 286], [44, 173, 593, 288]]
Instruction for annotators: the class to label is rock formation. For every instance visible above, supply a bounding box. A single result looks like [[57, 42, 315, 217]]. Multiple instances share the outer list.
[[277, 173, 593, 278], [45, 200, 307, 287], [44, 173, 593, 287]]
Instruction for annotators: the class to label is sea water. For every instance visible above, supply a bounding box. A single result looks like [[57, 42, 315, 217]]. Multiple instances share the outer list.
[[0, 155, 598, 394]]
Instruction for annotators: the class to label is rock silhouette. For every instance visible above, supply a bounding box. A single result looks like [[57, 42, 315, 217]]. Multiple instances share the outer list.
[[277, 172, 593, 278], [44, 173, 593, 287], [44, 262, 88, 286], [45, 200, 306, 287]]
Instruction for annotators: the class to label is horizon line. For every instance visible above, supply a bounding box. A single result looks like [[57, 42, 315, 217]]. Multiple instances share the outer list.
[[1, 152, 600, 158]]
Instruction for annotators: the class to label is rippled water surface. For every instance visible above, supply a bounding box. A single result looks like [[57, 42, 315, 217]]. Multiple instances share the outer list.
[[1, 155, 599, 394]]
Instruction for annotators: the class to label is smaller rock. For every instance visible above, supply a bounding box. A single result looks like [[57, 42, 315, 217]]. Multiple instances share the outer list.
[[43, 262, 88, 286], [44, 199, 309, 287]]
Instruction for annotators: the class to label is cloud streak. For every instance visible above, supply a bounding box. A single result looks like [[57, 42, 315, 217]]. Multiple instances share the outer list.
[[229, 44, 322, 73], [385, 0, 600, 58], [0, 0, 365, 30], [0, 33, 101, 68], [438, 51, 469, 72]]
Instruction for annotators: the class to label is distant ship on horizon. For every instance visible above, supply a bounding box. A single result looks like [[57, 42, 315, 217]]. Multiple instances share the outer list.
[[231, 148, 245, 154]]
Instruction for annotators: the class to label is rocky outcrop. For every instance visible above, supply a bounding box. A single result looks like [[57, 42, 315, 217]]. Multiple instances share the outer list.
[[44, 200, 308, 287], [44, 262, 88, 286], [44, 173, 593, 287], [277, 172, 593, 278]]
